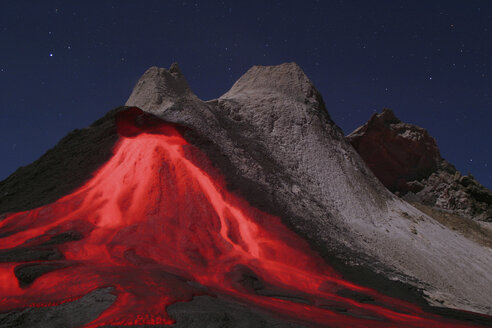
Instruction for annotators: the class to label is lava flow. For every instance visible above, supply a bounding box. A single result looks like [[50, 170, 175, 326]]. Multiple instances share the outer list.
[[0, 108, 483, 327]]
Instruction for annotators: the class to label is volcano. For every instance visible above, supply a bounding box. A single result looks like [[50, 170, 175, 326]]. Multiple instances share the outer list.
[[0, 63, 491, 327]]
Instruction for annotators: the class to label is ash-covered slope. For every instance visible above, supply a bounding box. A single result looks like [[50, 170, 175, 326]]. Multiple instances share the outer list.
[[126, 63, 492, 315], [347, 108, 492, 222]]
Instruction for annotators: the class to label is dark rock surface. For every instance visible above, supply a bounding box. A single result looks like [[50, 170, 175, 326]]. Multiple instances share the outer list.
[[0, 108, 121, 215], [14, 262, 71, 288], [0, 291, 308, 328], [347, 108, 441, 192], [0, 288, 116, 328], [347, 108, 492, 222], [167, 296, 308, 328]]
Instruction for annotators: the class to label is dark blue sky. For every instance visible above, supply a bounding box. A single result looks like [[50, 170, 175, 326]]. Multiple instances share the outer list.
[[1, 1, 491, 188]]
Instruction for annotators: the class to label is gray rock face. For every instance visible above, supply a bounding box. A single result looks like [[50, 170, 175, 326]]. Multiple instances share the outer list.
[[125, 64, 197, 114], [347, 109, 492, 222], [417, 169, 492, 221], [125, 63, 492, 315]]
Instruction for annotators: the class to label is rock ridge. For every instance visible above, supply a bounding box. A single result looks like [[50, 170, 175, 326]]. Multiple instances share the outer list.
[[348, 108, 492, 221]]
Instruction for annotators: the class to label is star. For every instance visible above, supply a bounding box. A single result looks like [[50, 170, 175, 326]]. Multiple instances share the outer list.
[[49, 53, 53, 57]]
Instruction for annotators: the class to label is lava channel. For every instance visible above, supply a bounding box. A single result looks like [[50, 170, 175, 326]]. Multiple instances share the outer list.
[[0, 107, 486, 327]]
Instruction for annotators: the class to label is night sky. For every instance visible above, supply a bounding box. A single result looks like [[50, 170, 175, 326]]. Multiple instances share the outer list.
[[1, 1, 491, 189]]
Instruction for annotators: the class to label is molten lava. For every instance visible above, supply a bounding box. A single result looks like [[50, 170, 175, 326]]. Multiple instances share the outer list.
[[0, 108, 483, 327]]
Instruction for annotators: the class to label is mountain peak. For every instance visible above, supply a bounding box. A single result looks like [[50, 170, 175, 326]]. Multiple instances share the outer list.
[[220, 62, 319, 102], [373, 107, 401, 125], [168, 62, 182, 75], [125, 63, 197, 116], [348, 108, 441, 192]]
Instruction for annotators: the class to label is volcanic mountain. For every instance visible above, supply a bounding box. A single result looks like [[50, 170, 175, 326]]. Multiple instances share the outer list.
[[0, 63, 491, 327]]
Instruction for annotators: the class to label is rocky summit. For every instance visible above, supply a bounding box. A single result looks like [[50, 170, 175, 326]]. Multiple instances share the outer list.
[[347, 108, 492, 222], [0, 63, 491, 328]]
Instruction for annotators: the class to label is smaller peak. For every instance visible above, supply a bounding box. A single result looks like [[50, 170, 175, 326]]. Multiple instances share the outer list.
[[169, 62, 182, 76], [349, 108, 403, 139], [125, 63, 197, 114], [376, 108, 401, 125], [348, 108, 442, 193]]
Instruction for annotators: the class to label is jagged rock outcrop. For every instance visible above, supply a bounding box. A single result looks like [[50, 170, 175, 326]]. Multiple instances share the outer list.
[[347, 108, 492, 222], [347, 108, 441, 193]]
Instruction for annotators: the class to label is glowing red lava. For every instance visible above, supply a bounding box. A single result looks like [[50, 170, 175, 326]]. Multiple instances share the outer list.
[[0, 108, 484, 327]]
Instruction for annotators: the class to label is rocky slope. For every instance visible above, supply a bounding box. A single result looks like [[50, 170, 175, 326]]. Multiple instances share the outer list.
[[0, 63, 491, 327], [347, 108, 492, 222], [0, 109, 120, 215]]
